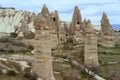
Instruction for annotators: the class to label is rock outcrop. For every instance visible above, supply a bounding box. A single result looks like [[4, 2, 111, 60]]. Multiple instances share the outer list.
[[100, 12, 115, 47], [84, 20, 99, 67], [32, 9, 57, 79], [68, 6, 86, 44], [40, 4, 53, 29], [50, 10, 60, 43], [0, 8, 35, 34], [69, 6, 82, 35]]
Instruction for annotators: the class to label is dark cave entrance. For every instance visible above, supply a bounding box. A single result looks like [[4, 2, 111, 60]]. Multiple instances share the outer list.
[[53, 17, 56, 22], [77, 22, 80, 25]]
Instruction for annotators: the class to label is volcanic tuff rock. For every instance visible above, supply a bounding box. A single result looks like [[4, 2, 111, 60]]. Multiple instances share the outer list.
[[0, 8, 35, 34], [32, 7, 58, 79], [69, 6, 82, 35], [40, 4, 53, 29], [100, 12, 115, 47], [84, 20, 99, 67]]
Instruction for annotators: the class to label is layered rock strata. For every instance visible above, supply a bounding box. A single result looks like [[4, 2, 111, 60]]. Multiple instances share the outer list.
[[100, 12, 115, 47], [32, 7, 57, 79], [84, 20, 99, 67]]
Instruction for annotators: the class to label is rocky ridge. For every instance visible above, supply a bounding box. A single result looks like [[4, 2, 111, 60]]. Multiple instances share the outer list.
[[0, 8, 35, 35]]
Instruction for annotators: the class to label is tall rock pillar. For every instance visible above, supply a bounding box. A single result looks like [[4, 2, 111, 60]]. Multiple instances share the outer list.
[[100, 12, 115, 47], [32, 12, 56, 80], [84, 20, 99, 67]]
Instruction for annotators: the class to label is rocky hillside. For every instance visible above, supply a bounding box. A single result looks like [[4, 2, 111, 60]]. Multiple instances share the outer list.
[[0, 8, 35, 34]]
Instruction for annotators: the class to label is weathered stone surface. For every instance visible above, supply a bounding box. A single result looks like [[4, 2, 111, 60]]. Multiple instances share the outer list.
[[40, 4, 53, 29], [32, 17, 57, 80], [69, 6, 82, 35], [84, 20, 99, 67], [41, 4, 49, 17], [100, 12, 115, 47], [50, 10, 60, 43], [34, 14, 46, 30], [0, 8, 35, 34]]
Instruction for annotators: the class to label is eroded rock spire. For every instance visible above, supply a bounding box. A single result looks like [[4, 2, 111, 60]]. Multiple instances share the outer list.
[[32, 8, 56, 79], [100, 12, 115, 47], [69, 6, 82, 35], [84, 20, 99, 67], [39, 4, 53, 29]]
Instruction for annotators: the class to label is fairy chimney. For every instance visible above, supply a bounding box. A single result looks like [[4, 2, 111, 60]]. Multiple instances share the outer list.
[[40, 4, 53, 29], [84, 20, 99, 67], [100, 12, 115, 47], [32, 10, 56, 80], [69, 6, 82, 35]]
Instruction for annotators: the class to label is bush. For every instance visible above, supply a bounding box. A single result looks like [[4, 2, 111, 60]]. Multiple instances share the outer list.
[[115, 43, 120, 48], [24, 32, 34, 39], [23, 72, 38, 80], [10, 32, 17, 38], [0, 36, 9, 43], [6, 70, 17, 76]]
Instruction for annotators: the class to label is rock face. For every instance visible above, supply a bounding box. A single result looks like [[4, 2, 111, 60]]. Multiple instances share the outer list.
[[50, 10, 60, 42], [69, 6, 82, 35], [40, 4, 53, 29], [100, 12, 115, 47], [0, 8, 35, 34], [68, 6, 86, 44], [32, 7, 57, 79], [84, 20, 99, 67]]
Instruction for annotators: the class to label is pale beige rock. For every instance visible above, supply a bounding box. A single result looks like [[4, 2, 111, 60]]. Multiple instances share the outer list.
[[32, 17, 57, 80], [100, 12, 115, 47], [69, 6, 82, 35], [50, 10, 60, 43], [40, 4, 53, 29], [84, 20, 99, 67]]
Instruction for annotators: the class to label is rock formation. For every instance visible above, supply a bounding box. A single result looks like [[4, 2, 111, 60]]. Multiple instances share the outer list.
[[84, 20, 99, 67], [40, 4, 53, 29], [100, 12, 115, 47], [50, 10, 60, 42], [32, 10, 57, 80], [69, 6, 82, 35], [0, 8, 35, 34]]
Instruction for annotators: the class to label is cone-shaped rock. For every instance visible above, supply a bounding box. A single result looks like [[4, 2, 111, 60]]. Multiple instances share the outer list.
[[100, 12, 115, 47], [84, 20, 99, 67], [34, 14, 46, 31], [69, 6, 82, 35], [40, 4, 53, 29], [41, 4, 49, 17]]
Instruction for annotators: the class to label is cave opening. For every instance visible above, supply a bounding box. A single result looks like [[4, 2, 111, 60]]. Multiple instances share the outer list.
[[77, 22, 80, 25], [53, 17, 56, 22]]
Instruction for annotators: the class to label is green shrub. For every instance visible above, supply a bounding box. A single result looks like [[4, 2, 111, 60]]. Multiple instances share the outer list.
[[24, 32, 34, 39], [115, 43, 120, 48], [10, 32, 17, 38], [6, 70, 17, 76], [23, 72, 38, 80]]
